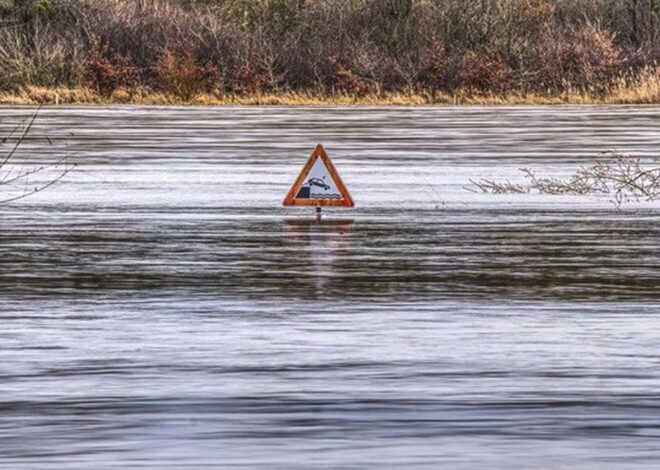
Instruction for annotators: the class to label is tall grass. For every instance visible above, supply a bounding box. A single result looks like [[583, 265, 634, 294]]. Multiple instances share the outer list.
[[0, 0, 659, 103]]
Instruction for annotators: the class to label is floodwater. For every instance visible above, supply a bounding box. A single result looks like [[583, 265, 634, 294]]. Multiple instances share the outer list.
[[0, 106, 659, 469]]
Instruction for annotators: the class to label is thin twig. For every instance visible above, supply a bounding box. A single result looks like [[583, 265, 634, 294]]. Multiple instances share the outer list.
[[0, 163, 76, 204], [0, 105, 43, 170], [0, 106, 75, 204], [468, 152, 660, 208], [0, 155, 72, 186]]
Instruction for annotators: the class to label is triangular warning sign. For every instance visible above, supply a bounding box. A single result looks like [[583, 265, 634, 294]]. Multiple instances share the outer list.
[[283, 144, 354, 207]]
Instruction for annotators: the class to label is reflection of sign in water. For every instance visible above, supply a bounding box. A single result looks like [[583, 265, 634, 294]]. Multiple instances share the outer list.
[[283, 219, 354, 295], [283, 144, 354, 207]]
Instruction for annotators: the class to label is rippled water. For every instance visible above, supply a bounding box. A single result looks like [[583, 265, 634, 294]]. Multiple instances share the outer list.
[[1, 106, 659, 469]]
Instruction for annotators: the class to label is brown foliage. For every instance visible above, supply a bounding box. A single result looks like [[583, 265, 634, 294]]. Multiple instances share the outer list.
[[2, 0, 660, 99], [458, 50, 512, 93], [419, 45, 449, 92], [539, 25, 624, 93], [517, 0, 555, 31], [84, 36, 139, 96], [154, 44, 217, 99], [329, 57, 370, 96], [232, 58, 272, 95]]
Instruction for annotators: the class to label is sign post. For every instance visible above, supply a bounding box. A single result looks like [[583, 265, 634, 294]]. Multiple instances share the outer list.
[[283, 144, 354, 220]]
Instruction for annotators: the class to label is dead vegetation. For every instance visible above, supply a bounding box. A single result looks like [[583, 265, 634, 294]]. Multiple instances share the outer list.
[[0, 107, 75, 204], [0, 0, 659, 103], [468, 152, 660, 208]]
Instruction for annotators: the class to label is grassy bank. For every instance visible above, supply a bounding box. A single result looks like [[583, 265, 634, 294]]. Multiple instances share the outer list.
[[1, 0, 660, 104], [2, 68, 659, 106]]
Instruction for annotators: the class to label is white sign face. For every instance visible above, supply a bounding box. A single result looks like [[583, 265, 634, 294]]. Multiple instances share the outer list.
[[296, 157, 342, 200], [283, 144, 354, 207]]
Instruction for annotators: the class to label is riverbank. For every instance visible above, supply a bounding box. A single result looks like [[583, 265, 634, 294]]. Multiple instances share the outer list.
[[3, 1, 660, 107], [2, 77, 659, 107]]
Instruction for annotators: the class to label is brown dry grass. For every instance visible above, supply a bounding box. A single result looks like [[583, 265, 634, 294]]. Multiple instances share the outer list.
[[1, 68, 658, 107], [2, 0, 659, 102], [605, 67, 660, 104]]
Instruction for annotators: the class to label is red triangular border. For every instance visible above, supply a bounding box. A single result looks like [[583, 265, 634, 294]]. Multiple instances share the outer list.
[[283, 144, 354, 207]]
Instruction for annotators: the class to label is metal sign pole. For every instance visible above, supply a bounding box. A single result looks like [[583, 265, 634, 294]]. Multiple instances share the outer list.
[[315, 206, 322, 222]]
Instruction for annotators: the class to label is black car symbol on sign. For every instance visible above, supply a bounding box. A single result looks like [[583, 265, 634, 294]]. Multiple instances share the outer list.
[[308, 177, 330, 190]]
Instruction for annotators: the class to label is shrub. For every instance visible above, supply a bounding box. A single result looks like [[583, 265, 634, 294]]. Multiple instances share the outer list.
[[329, 57, 371, 96], [458, 50, 512, 94], [154, 43, 217, 99], [418, 44, 447, 92], [230, 56, 272, 95], [539, 25, 623, 93], [0, 0, 658, 99], [84, 35, 139, 96]]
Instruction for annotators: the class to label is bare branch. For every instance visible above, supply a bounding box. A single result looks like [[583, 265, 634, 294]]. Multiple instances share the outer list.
[[0, 106, 75, 204], [469, 152, 660, 207], [0, 154, 72, 186], [0, 162, 76, 205], [0, 105, 42, 170]]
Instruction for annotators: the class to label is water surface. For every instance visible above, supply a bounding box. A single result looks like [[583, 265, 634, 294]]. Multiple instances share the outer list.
[[0, 106, 659, 469]]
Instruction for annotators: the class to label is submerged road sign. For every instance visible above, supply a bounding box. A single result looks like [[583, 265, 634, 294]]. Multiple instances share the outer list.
[[283, 144, 354, 207]]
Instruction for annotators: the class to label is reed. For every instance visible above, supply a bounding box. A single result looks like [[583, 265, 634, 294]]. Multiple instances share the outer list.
[[605, 67, 660, 104], [4, 86, 660, 106]]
